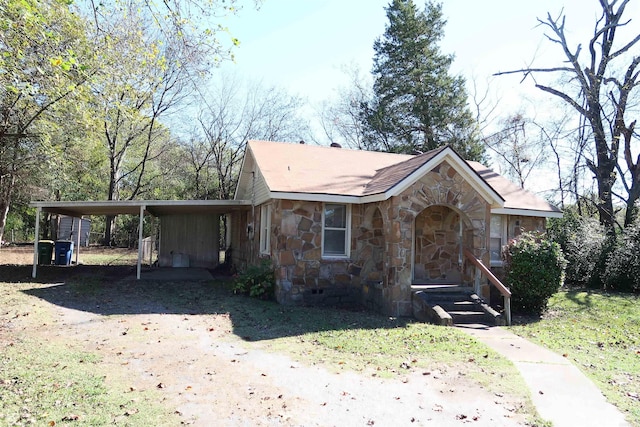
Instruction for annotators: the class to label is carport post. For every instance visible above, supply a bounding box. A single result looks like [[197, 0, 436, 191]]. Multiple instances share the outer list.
[[136, 204, 145, 280], [75, 217, 81, 265], [32, 207, 41, 279]]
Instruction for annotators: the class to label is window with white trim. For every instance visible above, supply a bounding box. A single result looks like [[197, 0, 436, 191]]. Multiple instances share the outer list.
[[259, 204, 272, 255], [490, 214, 506, 266], [322, 203, 350, 257]]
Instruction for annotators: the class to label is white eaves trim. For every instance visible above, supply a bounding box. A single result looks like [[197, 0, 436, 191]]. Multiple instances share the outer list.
[[268, 192, 366, 205], [385, 149, 505, 208], [492, 207, 563, 218]]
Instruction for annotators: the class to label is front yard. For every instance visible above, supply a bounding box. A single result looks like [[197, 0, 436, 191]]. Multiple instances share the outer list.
[[0, 262, 540, 426], [510, 290, 640, 425], [1, 248, 638, 425]]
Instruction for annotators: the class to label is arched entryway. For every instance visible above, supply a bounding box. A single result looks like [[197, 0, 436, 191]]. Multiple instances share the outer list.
[[413, 205, 469, 284]]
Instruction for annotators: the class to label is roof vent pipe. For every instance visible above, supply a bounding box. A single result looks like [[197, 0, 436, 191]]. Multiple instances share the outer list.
[[330, 142, 342, 148]]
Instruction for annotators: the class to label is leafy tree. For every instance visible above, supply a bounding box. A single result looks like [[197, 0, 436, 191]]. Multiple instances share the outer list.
[[497, 0, 640, 233], [87, 0, 238, 244], [362, 0, 484, 160], [0, 0, 93, 244]]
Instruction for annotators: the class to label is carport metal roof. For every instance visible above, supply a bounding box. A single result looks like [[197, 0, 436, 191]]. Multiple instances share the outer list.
[[29, 199, 252, 280], [31, 199, 252, 217]]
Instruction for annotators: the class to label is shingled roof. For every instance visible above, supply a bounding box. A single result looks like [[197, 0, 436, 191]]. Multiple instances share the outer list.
[[239, 140, 561, 217]]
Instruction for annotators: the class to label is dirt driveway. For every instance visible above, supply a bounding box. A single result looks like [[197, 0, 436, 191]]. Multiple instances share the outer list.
[[2, 266, 530, 426]]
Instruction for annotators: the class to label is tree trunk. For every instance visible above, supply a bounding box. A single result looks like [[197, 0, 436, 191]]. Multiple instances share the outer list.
[[0, 174, 15, 245], [103, 156, 118, 246]]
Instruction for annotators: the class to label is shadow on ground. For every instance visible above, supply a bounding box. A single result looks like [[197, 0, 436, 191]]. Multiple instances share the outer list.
[[3, 265, 413, 342]]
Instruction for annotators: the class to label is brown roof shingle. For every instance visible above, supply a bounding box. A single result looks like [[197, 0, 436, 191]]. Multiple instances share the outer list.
[[247, 140, 561, 214]]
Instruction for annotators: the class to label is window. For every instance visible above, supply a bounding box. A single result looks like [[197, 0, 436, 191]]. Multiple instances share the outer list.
[[259, 204, 272, 255], [322, 203, 350, 257], [490, 214, 506, 266]]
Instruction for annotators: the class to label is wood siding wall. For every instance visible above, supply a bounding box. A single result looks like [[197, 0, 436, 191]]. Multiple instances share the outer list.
[[158, 214, 220, 268]]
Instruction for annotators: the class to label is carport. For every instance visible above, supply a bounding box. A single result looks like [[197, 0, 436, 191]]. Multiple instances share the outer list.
[[30, 200, 251, 280]]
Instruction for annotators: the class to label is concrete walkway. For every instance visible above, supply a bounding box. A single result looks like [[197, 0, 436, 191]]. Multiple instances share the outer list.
[[458, 325, 630, 427]]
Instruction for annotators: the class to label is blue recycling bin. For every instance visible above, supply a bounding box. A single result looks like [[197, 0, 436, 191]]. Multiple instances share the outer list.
[[55, 240, 74, 265]]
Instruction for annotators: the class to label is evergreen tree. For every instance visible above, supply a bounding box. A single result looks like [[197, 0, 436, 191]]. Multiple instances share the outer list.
[[363, 0, 483, 160]]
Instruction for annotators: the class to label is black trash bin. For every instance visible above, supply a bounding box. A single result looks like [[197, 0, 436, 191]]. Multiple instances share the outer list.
[[37, 240, 54, 265], [54, 240, 74, 265]]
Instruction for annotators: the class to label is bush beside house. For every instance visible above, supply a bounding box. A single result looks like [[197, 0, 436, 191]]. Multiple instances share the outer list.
[[504, 232, 567, 315]]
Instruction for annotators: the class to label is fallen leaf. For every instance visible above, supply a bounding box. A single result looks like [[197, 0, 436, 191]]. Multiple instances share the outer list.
[[48, 421, 56, 426], [62, 414, 80, 421], [157, 383, 165, 389]]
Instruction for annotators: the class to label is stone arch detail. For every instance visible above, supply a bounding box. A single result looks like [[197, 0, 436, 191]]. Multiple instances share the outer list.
[[383, 160, 490, 316], [413, 204, 472, 283]]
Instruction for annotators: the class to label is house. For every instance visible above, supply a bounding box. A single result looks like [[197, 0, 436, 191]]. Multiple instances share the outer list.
[[231, 140, 562, 318]]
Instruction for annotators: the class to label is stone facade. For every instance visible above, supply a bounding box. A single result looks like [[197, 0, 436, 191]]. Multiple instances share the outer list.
[[255, 160, 493, 318], [230, 159, 554, 318], [269, 200, 363, 307], [377, 160, 490, 316]]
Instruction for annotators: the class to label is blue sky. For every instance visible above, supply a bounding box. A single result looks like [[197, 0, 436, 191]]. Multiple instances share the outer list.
[[219, 0, 639, 109], [213, 0, 639, 195]]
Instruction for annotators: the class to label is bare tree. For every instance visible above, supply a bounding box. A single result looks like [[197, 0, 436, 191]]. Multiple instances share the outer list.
[[317, 65, 372, 149], [496, 0, 640, 232], [484, 113, 550, 189], [185, 76, 309, 200]]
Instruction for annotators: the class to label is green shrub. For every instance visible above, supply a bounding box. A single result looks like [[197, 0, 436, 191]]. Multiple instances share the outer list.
[[233, 258, 275, 299], [603, 221, 640, 293], [504, 232, 567, 314], [548, 211, 608, 289]]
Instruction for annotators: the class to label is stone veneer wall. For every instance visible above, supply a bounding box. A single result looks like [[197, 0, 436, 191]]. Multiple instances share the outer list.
[[382, 160, 491, 316], [270, 200, 366, 307], [508, 216, 546, 240], [266, 160, 494, 317], [414, 205, 461, 282]]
